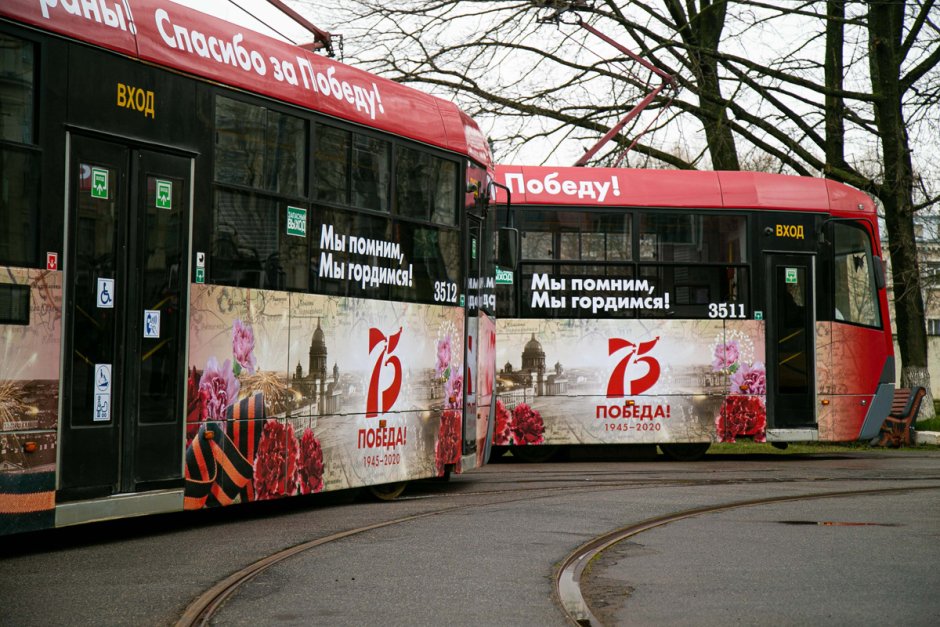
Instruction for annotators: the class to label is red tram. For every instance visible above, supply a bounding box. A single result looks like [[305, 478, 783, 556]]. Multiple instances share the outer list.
[[0, 0, 497, 535], [492, 165, 894, 460]]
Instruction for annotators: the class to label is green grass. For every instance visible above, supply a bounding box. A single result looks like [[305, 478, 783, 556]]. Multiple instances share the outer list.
[[916, 416, 940, 432]]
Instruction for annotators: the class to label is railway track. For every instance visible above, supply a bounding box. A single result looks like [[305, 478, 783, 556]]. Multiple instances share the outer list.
[[555, 484, 940, 626], [175, 467, 940, 626]]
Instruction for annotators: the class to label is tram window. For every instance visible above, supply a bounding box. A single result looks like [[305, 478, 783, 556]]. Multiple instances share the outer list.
[[559, 231, 579, 260], [314, 125, 350, 204], [519, 210, 632, 261], [264, 111, 305, 197], [430, 159, 458, 226], [519, 263, 638, 318], [0, 148, 40, 266], [522, 230, 553, 259], [0, 284, 29, 325], [0, 35, 34, 144], [833, 223, 880, 327], [215, 98, 264, 189], [600, 213, 632, 261], [214, 97, 306, 196], [581, 232, 605, 260], [210, 193, 306, 291], [351, 133, 389, 212], [309, 206, 393, 299], [396, 147, 431, 220], [638, 265, 748, 318], [561, 263, 605, 276], [393, 222, 460, 300], [639, 214, 746, 263]]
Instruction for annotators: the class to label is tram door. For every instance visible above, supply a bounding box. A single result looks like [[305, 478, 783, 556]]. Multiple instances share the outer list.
[[765, 254, 816, 428], [59, 135, 191, 499], [463, 215, 483, 456]]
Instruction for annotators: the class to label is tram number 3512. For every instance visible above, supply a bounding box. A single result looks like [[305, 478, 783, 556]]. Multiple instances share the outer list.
[[434, 281, 458, 304]]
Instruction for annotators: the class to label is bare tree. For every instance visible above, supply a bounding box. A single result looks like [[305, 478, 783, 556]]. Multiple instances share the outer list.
[[312, 0, 940, 411], [867, 0, 938, 408]]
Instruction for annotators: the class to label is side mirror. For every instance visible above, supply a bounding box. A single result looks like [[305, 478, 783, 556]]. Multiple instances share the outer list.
[[498, 227, 519, 270]]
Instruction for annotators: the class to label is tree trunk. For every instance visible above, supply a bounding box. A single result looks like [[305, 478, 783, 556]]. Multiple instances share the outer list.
[[666, 0, 740, 170], [868, 0, 934, 418], [824, 0, 846, 174]]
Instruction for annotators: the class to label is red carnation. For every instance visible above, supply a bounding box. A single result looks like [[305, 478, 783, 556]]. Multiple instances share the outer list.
[[298, 428, 324, 494], [435, 409, 462, 475], [511, 403, 545, 445], [716, 395, 767, 443], [253, 420, 299, 500], [493, 399, 511, 446]]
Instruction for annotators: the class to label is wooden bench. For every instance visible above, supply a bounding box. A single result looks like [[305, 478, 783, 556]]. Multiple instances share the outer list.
[[875, 387, 926, 448]]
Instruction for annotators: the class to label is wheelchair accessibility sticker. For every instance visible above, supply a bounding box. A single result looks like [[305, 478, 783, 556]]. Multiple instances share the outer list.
[[97, 278, 114, 309], [144, 310, 160, 339], [94, 363, 112, 422]]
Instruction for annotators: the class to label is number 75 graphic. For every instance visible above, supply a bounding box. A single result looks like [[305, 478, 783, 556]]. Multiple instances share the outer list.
[[606, 337, 661, 398], [367, 327, 403, 418]]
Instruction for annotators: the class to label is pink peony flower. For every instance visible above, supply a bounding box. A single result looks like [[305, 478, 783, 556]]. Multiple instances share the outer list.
[[715, 395, 767, 443], [493, 399, 511, 446], [435, 409, 462, 475], [198, 357, 240, 425], [436, 335, 452, 378], [253, 420, 299, 499], [712, 340, 740, 371], [232, 319, 257, 375], [298, 428, 324, 494], [511, 403, 545, 445], [730, 361, 766, 395]]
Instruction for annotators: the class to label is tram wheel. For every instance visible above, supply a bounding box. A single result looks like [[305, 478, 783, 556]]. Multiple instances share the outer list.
[[510, 445, 559, 463], [659, 443, 711, 461], [367, 481, 408, 501]]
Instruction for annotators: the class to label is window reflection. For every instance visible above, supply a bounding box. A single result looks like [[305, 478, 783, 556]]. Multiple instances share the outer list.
[[639, 214, 746, 262], [833, 224, 880, 327]]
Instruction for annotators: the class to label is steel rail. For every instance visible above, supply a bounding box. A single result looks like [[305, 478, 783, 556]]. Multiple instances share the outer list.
[[555, 484, 940, 626], [176, 475, 940, 626]]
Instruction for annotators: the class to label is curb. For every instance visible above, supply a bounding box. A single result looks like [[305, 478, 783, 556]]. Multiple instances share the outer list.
[[916, 430, 940, 446]]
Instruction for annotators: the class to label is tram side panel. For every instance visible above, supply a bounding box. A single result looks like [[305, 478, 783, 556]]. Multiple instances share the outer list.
[[184, 285, 466, 508], [0, 269, 62, 535], [494, 318, 767, 446], [817, 322, 891, 441]]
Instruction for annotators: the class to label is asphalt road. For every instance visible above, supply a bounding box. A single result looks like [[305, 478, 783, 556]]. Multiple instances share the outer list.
[[1, 450, 939, 626]]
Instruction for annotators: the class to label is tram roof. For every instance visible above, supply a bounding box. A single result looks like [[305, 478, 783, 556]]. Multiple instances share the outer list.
[[495, 165, 875, 215], [1, 0, 491, 167]]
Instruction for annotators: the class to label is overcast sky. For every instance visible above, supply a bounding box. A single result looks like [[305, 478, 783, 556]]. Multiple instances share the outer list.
[[166, 0, 937, 194], [168, 0, 338, 46]]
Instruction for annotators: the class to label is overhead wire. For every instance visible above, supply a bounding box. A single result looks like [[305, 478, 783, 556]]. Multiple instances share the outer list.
[[225, 0, 299, 44]]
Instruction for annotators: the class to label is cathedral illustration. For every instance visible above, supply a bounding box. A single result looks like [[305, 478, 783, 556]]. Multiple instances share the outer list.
[[499, 333, 568, 396], [292, 318, 342, 414]]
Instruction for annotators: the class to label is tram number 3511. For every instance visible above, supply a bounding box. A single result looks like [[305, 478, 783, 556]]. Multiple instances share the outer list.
[[707, 302, 746, 319]]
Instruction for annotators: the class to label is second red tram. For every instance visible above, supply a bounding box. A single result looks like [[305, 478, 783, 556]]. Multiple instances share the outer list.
[[492, 165, 895, 460]]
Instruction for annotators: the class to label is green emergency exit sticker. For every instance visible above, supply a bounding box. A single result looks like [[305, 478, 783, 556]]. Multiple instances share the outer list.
[[755, 310, 764, 320], [91, 168, 109, 199], [156, 180, 172, 209], [195, 267, 205, 284], [785, 267, 798, 284], [286, 206, 307, 237]]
